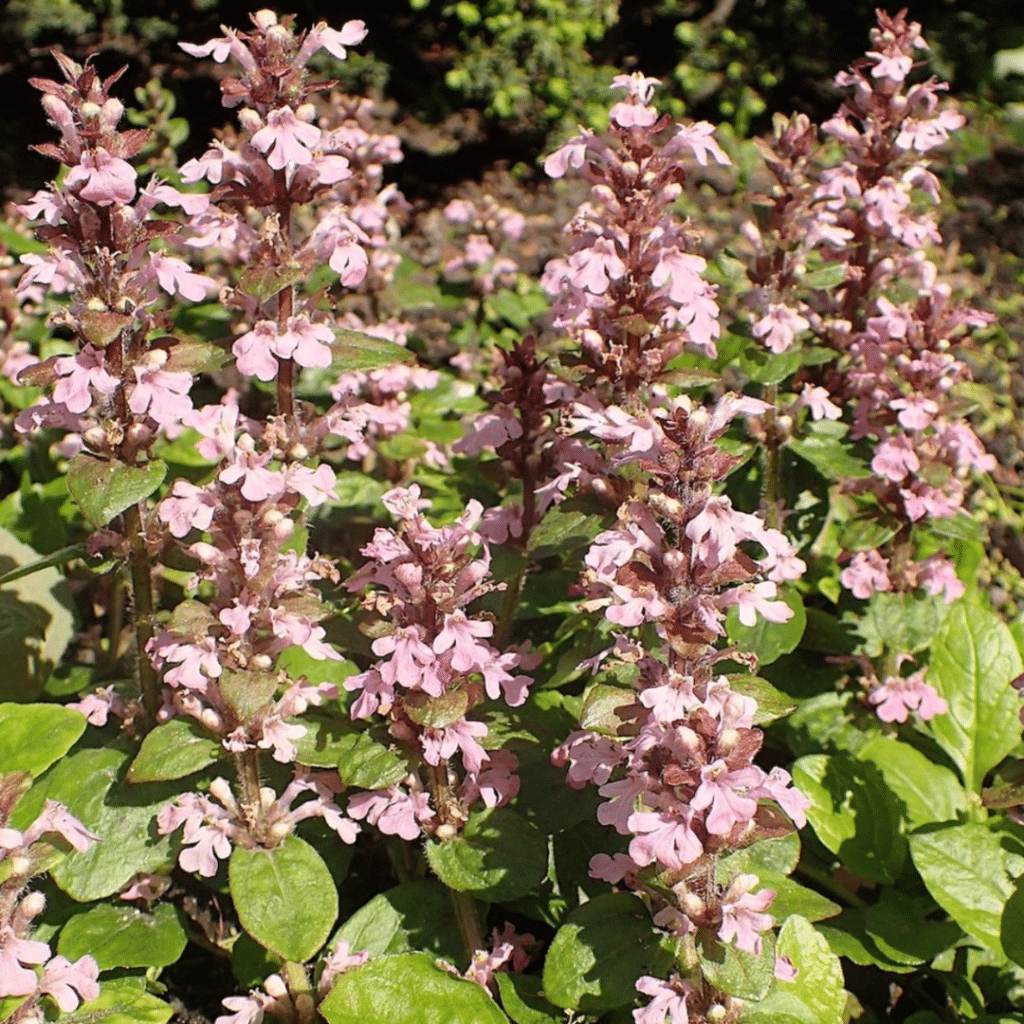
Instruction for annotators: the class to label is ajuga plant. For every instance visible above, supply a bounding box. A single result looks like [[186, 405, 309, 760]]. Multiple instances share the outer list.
[[1, 8, 1024, 1024]]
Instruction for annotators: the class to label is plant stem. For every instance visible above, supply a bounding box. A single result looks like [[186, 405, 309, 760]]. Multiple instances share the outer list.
[[449, 887, 485, 961], [385, 836, 413, 884], [762, 383, 782, 531], [795, 862, 868, 909], [234, 747, 263, 819], [277, 284, 295, 421], [123, 502, 160, 727]]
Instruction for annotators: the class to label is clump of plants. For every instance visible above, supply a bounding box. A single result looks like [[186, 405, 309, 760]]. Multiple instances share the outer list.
[[0, 9, 1022, 1024]]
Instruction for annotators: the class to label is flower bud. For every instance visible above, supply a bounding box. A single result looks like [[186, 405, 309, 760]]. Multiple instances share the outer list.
[[83, 427, 107, 451], [253, 9, 279, 28], [209, 777, 238, 811], [660, 182, 683, 202], [718, 727, 740, 754], [79, 101, 102, 122], [289, 443, 309, 460], [434, 822, 457, 841], [621, 160, 640, 177], [19, 891, 47, 920], [251, 653, 272, 670], [680, 891, 705, 918], [707, 1003, 728, 1023], [259, 787, 277, 810], [268, 820, 292, 844], [9, 854, 33, 878], [296, 103, 317, 124], [263, 973, 288, 999], [238, 109, 263, 136], [200, 709, 223, 732]]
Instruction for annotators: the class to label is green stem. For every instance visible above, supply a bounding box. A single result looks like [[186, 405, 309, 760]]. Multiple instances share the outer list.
[[385, 836, 413, 884], [449, 887, 485, 960], [795, 862, 868, 909], [494, 570, 524, 649], [123, 502, 160, 728]]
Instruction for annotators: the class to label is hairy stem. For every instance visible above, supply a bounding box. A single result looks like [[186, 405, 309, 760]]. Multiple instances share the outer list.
[[762, 383, 782, 531], [123, 502, 160, 727], [449, 887, 485, 961], [795, 862, 868, 909], [234, 747, 263, 819], [277, 284, 295, 421]]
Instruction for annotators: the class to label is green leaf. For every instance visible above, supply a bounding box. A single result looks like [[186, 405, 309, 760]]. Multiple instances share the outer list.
[[726, 675, 796, 725], [744, 916, 845, 1024], [718, 833, 801, 877], [426, 807, 547, 902], [862, 893, 962, 967], [495, 973, 563, 1024], [0, 543, 89, 586], [910, 823, 1013, 956], [927, 602, 1024, 793], [838, 506, 902, 551], [58, 978, 173, 1024], [758, 872, 842, 923], [789, 435, 871, 481], [857, 591, 946, 656], [579, 683, 636, 736], [230, 835, 337, 963], [857, 736, 968, 829], [528, 504, 605, 558], [726, 586, 806, 667], [801, 263, 848, 289], [238, 261, 306, 300], [66, 457, 167, 527], [0, 703, 85, 776], [331, 880, 465, 965], [331, 327, 416, 372], [699, 929, 776, 1000], [320, 952, 507, 1024], [128, 717, 221, 782], [33, 747, 179, 901], [334, 729, 410, 790], [58, 902, 187, 970], [542, 892, 669, 1012], [1001, 880, 1024, 968], [0, 527, 76, 701], [792, 753, 906, 884]]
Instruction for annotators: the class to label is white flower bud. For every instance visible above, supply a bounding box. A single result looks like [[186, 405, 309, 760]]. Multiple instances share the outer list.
[[661, 182, 682, 202], [79, 101, 102, 121], [238, 109, 263, 136], [268, 820, 293, 844], [251, 653, 272, 670], [254, 9, 279, 29], [434, 823, 457, 841], [19, 891, 47, 919], [263, 973, 288, 999], [295, 103, 317, 124]]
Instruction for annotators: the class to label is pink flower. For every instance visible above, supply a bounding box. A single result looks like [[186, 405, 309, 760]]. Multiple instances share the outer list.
[[129, 352, 194, 427], [868, 670, 948, 723], [670, 121, 731, 166], [233, 322, 281, 381], [300, 20, 368, 63], [150, 252, 217, 302], [628, 808, 703, 870], [691, 762, 762, 834], [718, 874, 776, 955], [543, 130, 593, 178], [0, 926, 51, 997], [65, 147, 137, 206], [347, 784, 433, 840], [433, 611, 494, 672], [53, 346, 118, 415], [724, 581, 793, 628], [252, 107, 321, 170], [840, 550, 891, 599], [39, 954, 100, 1012], [753, 303, 809, 354], [774, 955, 798, 982], [318, 941, 370, 995], [633, 974, 694, 1024], [797, 384, 842, 421]]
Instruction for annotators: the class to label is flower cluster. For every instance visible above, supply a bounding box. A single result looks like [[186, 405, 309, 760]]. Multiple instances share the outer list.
[[0, 774, 100, 1021], [157, 772, 357, 877], [343, 484, 538, 837], [443, 194, 524, 294], [746, 9, 994, 606], [542, 72, 731, 392], [13, 53, 215, 458]]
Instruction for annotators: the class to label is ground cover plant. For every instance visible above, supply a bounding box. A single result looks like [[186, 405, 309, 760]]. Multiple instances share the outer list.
[[1, 6, 1024, 1024]]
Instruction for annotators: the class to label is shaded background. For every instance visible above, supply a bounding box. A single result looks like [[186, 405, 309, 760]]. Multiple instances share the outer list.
[[2, 0, 1023, 201]]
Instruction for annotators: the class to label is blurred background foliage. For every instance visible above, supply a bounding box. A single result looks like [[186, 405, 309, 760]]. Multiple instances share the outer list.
[[3, 0, 1024, 197]]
